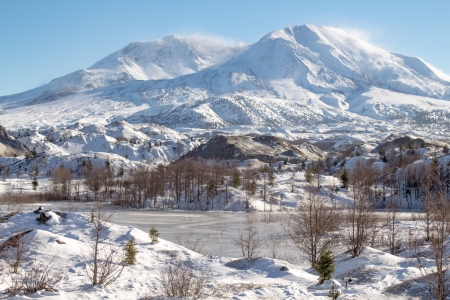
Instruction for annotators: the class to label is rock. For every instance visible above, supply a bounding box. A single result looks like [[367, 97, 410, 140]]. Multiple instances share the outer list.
[[0, 230, 33, 252], [55, 239, 66, 244], [0, 125, 29, 155], [182, 135, 325, 163], [36, 211, 51, 224], [309, 279, 342, 290], [280, 266, 289, 271], [33, 206, 44, 214]]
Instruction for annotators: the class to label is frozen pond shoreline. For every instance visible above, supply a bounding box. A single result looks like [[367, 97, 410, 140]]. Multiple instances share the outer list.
[[17, 202, 424, 262]]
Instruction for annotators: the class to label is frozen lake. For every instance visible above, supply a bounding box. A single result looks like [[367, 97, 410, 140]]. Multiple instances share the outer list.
[[20, 202, 423, 265], [21, 202, 303, 262]]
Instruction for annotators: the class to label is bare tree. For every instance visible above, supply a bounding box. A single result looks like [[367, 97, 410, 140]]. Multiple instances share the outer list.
[[242, 165, 256, 210], [260, 172, 272, 212], [233, 218, 263, 258], [84, 166, 107, 202], [81, 203, 125, 287], [416, 165, 450, 300], [287, 178, 341, 266], [344, 160, 379, 257], [420, 164, 437, 241], [175, 231, 208, 254], [51, 165, 72, 200], [289, 171, 296, 192], [386, 173, 400, 255], [265, 232, 283, 259]]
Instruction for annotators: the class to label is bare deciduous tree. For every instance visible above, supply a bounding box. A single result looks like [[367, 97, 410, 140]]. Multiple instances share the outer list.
[[287, 178, 340, 266], [385, 174, 400, 255], [416, 165, 450, 300], [265, 232, 283, 259], [51, 165, 72, 200], [343, 160, 379, 258], [233, 218, 263, 258], [82, 203, 125, 287]]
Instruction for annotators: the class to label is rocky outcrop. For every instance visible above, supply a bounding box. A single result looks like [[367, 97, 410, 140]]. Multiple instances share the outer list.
[[0, 125, 28, 155], [182, 135, 326, 163]]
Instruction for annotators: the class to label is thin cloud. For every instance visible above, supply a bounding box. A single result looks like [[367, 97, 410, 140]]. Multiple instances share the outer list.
[[341, 27, 372, 42], [171, 30, 247, 46]]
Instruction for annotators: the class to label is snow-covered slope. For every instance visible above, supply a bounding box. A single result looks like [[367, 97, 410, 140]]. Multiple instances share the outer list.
[[90, 35, 247, 81], [0, 36, 246, 108], [0, 208, 431, 299], [1, 25, 450, 131]]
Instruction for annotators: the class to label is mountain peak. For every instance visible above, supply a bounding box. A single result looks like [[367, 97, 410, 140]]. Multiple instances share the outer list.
[[2, 24, 450, 132]]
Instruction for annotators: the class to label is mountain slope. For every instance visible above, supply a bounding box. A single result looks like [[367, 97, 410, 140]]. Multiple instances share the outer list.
[[0, 36, 246, 108], [1, 25, 450, 131]]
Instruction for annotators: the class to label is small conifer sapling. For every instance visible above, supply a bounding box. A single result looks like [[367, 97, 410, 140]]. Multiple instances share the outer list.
[[340, 168, 349, 189], [149, 226, 159, 244], [32, 177, 38, 190], [124, 237, 138, 265], [313, 248, 335, 285]]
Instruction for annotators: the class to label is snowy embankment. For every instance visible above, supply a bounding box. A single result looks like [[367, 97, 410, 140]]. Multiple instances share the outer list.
[[0, 208, 430, 300]]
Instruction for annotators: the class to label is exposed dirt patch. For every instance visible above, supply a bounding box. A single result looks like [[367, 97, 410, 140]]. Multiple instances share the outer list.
[[0, 230, 33, 252]]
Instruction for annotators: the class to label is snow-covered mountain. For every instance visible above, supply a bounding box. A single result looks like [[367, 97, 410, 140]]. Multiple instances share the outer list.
[[0, 35, 246, 108], [2, 25, 450, 131]]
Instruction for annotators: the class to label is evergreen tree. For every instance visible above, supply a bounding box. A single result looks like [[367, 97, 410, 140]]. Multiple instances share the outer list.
[[313, 248, 335, 284], [124, 237, 138, 265], [105, 158, 111, 170], [31, 177, 38, 190], [232, 169, 241, 188], [340, 168, 349, 189], [149, 226, 160, 244]]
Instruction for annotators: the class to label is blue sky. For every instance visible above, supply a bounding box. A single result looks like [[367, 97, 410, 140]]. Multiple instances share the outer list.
[[1, 0, 449, 96]]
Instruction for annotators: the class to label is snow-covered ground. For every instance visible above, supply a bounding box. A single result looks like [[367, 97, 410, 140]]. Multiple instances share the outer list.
[[0, 208, 433, 300]]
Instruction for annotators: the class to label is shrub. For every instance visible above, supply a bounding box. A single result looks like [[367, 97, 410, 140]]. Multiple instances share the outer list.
[[5, 258, 62, 296], [158, 262, 209, 299], [328, 282, 342, 299]]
